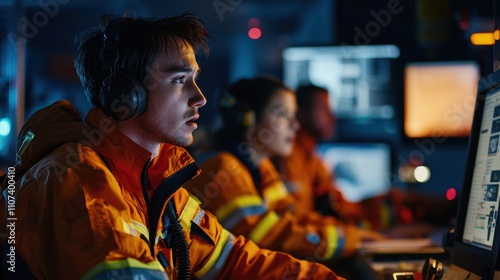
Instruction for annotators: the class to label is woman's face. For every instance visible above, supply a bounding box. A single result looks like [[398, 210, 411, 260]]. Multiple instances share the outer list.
[[248, 89, 299, 158]]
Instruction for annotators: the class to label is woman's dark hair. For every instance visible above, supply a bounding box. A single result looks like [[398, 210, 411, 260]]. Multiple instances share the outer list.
[[216, 76, 292, 145], [74, 13, 210, 107]]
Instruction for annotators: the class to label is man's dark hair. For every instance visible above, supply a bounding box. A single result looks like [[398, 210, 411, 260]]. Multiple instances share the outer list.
[[74, 13, 210, 107], [296, 84, 329, 111]]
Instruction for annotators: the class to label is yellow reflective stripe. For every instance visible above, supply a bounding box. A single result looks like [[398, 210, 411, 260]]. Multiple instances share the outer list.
[[194, 228, 230, 279], [131, 220, 149, 241], [121, 219, 134, 235], [262, 181, 288, 205], [248, 211, 280, 244], [179, 195, 200, 232], [321, 225, 338, 260], [82, 258, 165, 280], [215, 195, 263, 221]]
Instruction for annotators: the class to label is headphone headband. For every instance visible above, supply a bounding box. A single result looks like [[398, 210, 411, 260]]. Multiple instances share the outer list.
[[99, 17, 147, 121]]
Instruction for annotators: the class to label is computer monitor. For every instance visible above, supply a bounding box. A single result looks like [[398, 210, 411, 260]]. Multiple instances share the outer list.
[[403, 60, 480, 139], [316, 142, 392, 202], [450, 70, 500, 280], [282, 45, 400, 119]]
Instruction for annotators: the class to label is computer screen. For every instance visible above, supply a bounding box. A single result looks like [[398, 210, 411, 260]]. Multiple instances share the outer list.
[[451, 70, 500, 280], [404, 60, 480, 139], [316, 142, 392, 202], [282, 45, 400, 119]]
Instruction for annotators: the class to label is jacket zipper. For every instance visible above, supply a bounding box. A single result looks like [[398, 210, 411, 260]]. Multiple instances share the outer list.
[[141, 161, 200, 256]]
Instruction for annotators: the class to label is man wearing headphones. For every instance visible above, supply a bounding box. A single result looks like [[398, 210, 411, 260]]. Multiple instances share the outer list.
[[0, 14, 340, 279]]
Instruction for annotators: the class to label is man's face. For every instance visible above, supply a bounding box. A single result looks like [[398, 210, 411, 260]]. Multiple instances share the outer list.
[[302, 91, 335, 140], [138, 42, 206, 147]]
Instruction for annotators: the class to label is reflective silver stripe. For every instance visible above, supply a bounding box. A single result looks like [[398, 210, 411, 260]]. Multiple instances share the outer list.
[[131, 220, 149, 240], [192, 208, 206, 225], [220, 205, 267, 230]]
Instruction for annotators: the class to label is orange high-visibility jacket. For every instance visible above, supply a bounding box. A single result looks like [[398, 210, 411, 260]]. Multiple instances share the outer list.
[[274, 130, 392, 229], [0, 100, 340, 280], [184, 151, 362, 263], [274, 129, 341, 218]]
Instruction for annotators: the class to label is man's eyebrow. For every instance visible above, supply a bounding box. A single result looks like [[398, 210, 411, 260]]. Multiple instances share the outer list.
[[164, 65, 200, 74]]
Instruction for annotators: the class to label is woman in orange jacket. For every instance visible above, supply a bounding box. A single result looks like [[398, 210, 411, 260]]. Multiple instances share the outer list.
[[184, 76, 384, 272], [0, 14, 340, 280], [273, 84, 411, 231]]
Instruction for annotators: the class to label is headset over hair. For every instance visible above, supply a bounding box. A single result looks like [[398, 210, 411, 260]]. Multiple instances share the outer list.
[[99, 17, 147, 120], [218, 90, 255, 130]]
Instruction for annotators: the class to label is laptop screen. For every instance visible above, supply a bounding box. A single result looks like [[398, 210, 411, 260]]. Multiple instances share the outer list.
[[316, 142, 392, 202]]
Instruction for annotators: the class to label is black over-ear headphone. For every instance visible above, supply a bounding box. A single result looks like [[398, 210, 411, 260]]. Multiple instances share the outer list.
[[218, 90, 255, 131], [99, 18, 147, 120]]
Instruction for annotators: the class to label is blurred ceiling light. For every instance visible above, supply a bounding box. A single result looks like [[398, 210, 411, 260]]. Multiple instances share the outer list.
[[470, 32, 495, 45]]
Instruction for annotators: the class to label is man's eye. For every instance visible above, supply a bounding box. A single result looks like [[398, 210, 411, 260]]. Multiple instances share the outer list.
[[173, 76, 186, 84]]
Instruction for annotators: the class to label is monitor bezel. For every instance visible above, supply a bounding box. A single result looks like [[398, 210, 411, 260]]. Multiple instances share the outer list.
[[451, 70, 500, 280]]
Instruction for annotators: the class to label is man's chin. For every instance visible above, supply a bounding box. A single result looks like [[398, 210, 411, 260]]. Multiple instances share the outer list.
[[166, 135, 193, 148], [180, 137, 194, 148]]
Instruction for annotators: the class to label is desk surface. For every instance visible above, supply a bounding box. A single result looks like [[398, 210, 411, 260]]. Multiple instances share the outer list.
[[359, 236, 448, 280], [362, 252, 500, 280]]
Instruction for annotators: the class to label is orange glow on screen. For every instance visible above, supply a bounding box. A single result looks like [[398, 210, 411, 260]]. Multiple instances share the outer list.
[[404, 61, 480, 138]]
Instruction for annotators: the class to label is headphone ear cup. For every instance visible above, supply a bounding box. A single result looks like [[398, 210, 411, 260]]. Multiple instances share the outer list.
[[218, 92, 255, 132], [100, 70, 147, 120], [237, 106, 255, 128]]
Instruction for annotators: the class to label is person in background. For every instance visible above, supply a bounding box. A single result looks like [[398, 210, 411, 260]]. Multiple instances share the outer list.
[[184, 76, 384, 278], [0, 14, 340, 279], [273, 84, 408, 231]]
